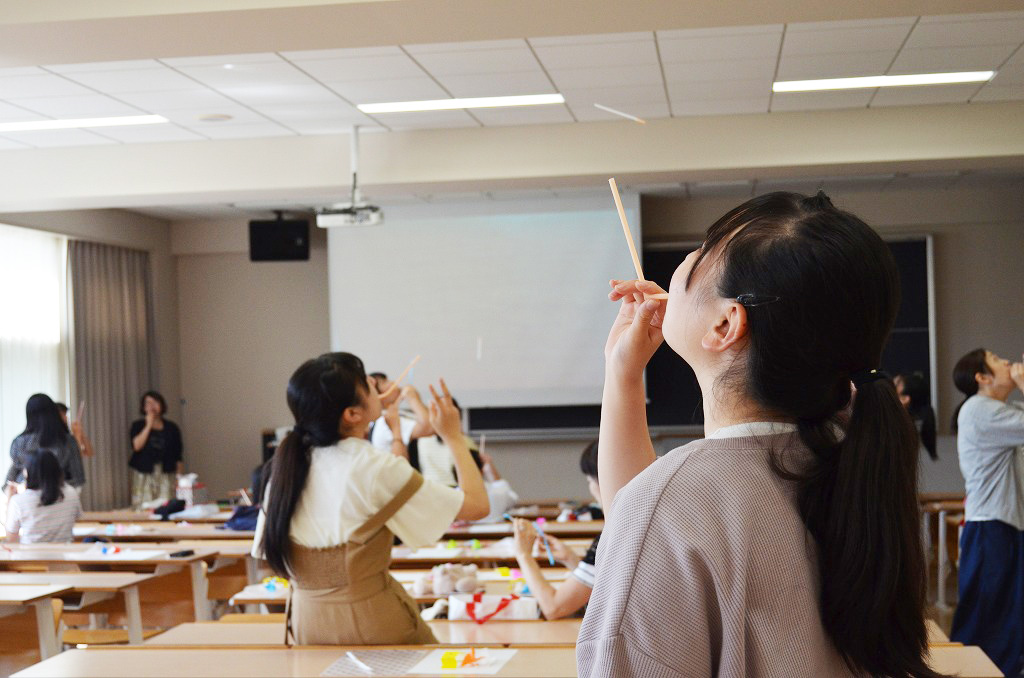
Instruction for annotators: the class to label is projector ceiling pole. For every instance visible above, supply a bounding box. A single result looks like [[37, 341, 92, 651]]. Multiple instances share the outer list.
[[350, 124, 361, 206]]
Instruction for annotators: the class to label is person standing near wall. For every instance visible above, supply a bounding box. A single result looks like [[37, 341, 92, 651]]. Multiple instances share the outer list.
[[949, 348, 1024, 677], [129, 391, 183, 509]]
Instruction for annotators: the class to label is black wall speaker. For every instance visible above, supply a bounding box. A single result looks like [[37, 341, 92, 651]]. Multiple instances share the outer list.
[[248, 219, 310, 261]]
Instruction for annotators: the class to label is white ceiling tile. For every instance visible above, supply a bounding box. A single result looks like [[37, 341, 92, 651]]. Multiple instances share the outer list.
[[533, 40, 658, 70], [179, 122, 295, 139], [687, 180, 753, 196], [971, 83, 1024, 101], [991, 58, 1024, 85], [547, 65, 662, 90], [46, 59, 164, 73], [438, 71, 556, 97], [870, 83, 981, 107], [405, 39, 528, 53], [9, 94, 141, 117], [819, 174, 897, 192], [569, 101, 670, 121], [156, 105, 271, 126], [884, 172, 961, 191], [62, 67, 198, 93], [247, 101, 365, 122], [0, 73, 95, 97], [216, 84, 341, 105], [327, 77, 449, 104], [371, 109, 479, 130], [0, 101, 45, 121], [559, 84, 667, 106], [0, 67, 48, 77], [412, 48, 541, 76], [903, 19, 1024, 49], [0, 136, 31, 149], [0, 129, 116, 147], [919, 11, 1024, 24], [160, 53, 283, 67], [91, 124, 207, 143], [770, 89, 873, 111], [529, 32, 653, 47], [662, 58, 776, 83], [753, 178, 823, 194], [282, 46, 404, 60], [114, 89, 239, 111], [472, 105, 574, 126], [668, 78, 770, 101], [657, 25, 783, 40], [291, 55, 425, 82], [782, 24, 914, 56], [787, 17, 916, 32], [672, 98, 768, 116], [175, 61, 314, 89], [776, 51, 896, 80], [657, 33, 782, 63], [889, 45, 1016, 73]]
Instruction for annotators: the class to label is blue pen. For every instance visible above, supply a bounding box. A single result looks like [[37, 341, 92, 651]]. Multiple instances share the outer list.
[[504, 513, 555, 565]]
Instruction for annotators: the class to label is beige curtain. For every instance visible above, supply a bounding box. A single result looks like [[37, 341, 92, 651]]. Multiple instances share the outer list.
[[68, 241, 157, 510]]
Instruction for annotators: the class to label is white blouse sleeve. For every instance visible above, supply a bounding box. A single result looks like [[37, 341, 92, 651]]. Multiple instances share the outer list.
[[372, 454, 464, 549]]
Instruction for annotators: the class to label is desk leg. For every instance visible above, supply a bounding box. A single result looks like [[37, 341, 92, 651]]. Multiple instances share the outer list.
[[937, 510, 948, 609], [189, 562, 212, 621], [245, 556, 259, 585], [32, 599, 59, 659], [124, 586, 143, 645]]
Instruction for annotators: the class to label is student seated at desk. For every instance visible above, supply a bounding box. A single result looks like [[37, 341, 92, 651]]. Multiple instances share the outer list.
[[5, 450, 82, 544], [511, 441, 602, 620], [253, 353, 488, 645]]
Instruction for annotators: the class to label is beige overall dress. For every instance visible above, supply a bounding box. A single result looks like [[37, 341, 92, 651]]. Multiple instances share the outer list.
[[285, 473, 438, 645]]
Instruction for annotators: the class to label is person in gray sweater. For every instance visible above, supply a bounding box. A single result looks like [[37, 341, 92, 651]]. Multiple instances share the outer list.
[[949, 347, 1024, 676], [579, 192, 938, 678]]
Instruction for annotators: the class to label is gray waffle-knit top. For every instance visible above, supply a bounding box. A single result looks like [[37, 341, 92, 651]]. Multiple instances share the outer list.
[[957, 395, 1024, 529], [577, 430, 854, 678]]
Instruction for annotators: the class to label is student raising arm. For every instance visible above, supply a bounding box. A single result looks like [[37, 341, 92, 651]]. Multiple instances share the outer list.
[[253, 353, 487, 645], [578, 192, 939, 678]]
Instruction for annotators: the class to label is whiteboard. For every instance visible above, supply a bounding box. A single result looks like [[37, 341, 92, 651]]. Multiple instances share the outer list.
[[327, 194, 639, 408]]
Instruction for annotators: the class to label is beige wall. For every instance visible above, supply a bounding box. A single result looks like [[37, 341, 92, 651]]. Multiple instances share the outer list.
[[172, 221, 329, 497]]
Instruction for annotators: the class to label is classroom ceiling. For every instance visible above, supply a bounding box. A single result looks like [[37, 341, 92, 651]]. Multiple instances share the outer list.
[[0, 12, 1022, 149]]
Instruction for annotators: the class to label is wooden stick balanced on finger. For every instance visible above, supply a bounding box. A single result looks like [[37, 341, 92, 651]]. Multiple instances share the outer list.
[[378, 355, 421, 398], [608, 178, 670, 301]]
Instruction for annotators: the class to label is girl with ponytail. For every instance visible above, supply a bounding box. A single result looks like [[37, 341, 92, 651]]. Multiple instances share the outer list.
[[252, 352, 488, 645], [578, 192, 941, 677], [948, 347, 1024, 676]]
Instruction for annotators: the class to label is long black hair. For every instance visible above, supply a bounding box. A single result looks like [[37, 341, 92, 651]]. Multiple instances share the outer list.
[[26, 450, 65, 506], [688, 192, 940, 678], [23, 394, 69, 449], [259, 352, 368, 576], [951, 348, 989, 433], [898, 372, 938, 460]]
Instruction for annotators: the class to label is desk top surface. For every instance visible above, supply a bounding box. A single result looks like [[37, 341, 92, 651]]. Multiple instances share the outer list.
[[0, 572, 154, 591], [0, 583, 73, 604], [13, 645, 579, 677], [74, 523, 253, 540], [0, 543, 216, 566], [444, 522, 602, 540], [80, 510, 233, 523]]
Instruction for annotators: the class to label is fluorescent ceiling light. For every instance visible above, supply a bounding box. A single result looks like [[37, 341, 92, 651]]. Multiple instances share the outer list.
[[0, 114, 169, 133], [773, 71, 994, 93], [358, 93, 565, 114]]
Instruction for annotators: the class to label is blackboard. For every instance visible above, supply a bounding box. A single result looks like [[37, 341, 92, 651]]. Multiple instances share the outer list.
[[468, 238, 932, 434]]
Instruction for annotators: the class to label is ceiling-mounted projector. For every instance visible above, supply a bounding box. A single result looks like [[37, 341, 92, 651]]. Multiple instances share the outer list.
[[316, 124, 383, 228]]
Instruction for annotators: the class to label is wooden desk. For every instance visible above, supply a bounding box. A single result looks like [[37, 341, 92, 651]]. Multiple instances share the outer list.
[[147, 619, 581, 647], [0, 585, 71, 660], [927, 618, 951, 644], [13, 646, 579, 677], [928, 645, 1003, 677], [74, 523, 253, 541], [444, 521, 603, 540], [81, 510, 233, 524], [0, 544, 218, 621], [390, 539, 589, 569], [0, 573, 153, 644]]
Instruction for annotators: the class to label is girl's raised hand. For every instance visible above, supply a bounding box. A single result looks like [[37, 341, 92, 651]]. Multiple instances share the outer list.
[[604, 279, 667, 379], [428, 378, 463, 441]]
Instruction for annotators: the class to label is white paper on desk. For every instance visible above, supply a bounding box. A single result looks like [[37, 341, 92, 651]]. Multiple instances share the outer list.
[[407, 649, 517, 675], [320, 649, 428, 676], [63, 549, 164, 561], [457, 524, 508, 534], [473, 537, 516, 559], [410, 547, 464, 559], [71, 526, 96, 537]]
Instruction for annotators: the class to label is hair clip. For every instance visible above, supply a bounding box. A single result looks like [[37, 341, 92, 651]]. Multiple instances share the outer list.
[[735, 294, 781, 307]]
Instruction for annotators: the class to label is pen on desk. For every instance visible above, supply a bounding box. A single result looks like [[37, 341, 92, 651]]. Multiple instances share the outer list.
[[346, 651, 373, 673]]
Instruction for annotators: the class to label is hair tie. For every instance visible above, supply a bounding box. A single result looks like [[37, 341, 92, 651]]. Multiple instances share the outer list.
[[291, 424, 308, 439], [851, 369, 890, 387]]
